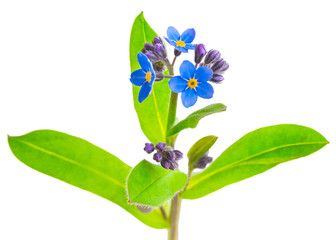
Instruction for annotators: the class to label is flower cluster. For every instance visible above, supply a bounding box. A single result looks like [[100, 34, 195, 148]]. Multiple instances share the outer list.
[[144, 142, 183, 170], [130, 25, 229, 170], [141, 37, 167, 81]]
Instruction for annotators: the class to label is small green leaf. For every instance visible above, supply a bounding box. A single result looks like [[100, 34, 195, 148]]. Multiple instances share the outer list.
[[127, 160, 187, 207], [168, 103, 226, 137], [182, 124, 329, 199], [8, 130, 168, 229], [130, 12, 170, 144], [187, 135, 218, 171]]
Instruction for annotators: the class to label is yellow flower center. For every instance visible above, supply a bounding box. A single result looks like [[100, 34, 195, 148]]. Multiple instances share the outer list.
[[187, 78, 198, 89], [176, 40, 186, 47], [145, 71, 152, 82]]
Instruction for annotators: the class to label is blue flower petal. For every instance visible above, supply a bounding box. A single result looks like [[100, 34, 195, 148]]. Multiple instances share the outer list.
[[137, 52, 152, 72], [180, 28, 195, 43], [138, 81, 152, 103], [130, 69, 146, 86], [167, 26, 180, 42], [179, 60, 196, 80], [164, 36, 176, 47], [195, 66, 213, 82], [169, 76, 188, 93], [196, 82, 214, 99], [185, 43, 196, 50], [175, 46, 188, 53], [181, 88, 198, 108]]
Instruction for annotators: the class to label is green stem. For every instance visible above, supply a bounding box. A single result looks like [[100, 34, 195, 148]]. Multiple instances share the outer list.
[[163, 56, 182, 239], [168, 194, 182, 240], [164, 59, 178, 146]]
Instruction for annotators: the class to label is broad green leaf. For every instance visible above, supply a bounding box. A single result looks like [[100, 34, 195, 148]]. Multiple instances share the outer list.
[[127, 160, 187, 207], [8, 130, 168, 229], [168, 103, 226, 137], [182, 124, 328, 199], [188, 135, 218, 171], [130, 12, 170, 144]]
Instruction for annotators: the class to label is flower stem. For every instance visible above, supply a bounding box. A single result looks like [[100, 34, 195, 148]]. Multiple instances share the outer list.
[[168, 194, 182, 240], [164, 59, 178, 146]]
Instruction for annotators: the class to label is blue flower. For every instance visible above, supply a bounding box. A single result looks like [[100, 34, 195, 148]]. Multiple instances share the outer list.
[[130, 52, 156, 103], [164, 26, 196, 53], [169, 60, 214, 108]]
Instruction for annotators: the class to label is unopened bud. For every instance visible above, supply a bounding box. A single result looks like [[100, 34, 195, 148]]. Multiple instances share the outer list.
[[153, 152, 163, 162], [210, 73, 224, 83], [144, 43, 155, 52], [204, 49, 221, 65], [161, 159, 170, 169], [156, 142, 167, 151], [211, 58, 229, 73], [194, 44, 207, 64], [136, 204, 154, 213], [173, 150, 183, 160], [155, 72, 164, 82], [144, 143, 154, 154], [164, 150, 176, 161], [174, 49, 182, 57], [169, 160, 178, 170], [155, 44, 167, 59], [193, 152, 213, 169], [145, 52, 160, 62], [152, 37, 163, 45]]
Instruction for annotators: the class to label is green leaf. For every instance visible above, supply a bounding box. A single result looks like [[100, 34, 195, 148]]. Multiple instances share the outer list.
[[168, 103, 227, 137], [130, 12, 170, 144], [8, 130, 168, 229], [127, 160, 187, 207], [187, 135, 218, 171], [182, 124, 329, 199]]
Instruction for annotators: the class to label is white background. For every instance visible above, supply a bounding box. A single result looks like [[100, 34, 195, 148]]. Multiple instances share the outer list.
[[1, 0, 335, 239]]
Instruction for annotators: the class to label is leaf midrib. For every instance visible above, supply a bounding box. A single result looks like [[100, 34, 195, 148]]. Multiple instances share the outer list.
[[130, 170, 169, 203], [17, 139, 125, 188], [187, 141, 328, 190]]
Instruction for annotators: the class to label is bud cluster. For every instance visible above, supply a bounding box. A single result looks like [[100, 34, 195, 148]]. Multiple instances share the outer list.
[[195, 45, 229, 84], [143, 142, 183, 170], [141, 37, 168, 82]]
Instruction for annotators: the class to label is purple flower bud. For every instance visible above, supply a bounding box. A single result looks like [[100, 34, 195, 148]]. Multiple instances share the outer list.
[[145, 52, 160, 62], [152, 37, 163, 45], [144, 43, 155, 52], [164, 150, 176, 161], [193, 152, 213, 169], [169, 160, 179, 170], [155, 142, 167, 151], [153, 152, 163, 162], [141, 48, 147, 54], [194, 44, 207, 64], [173, 150, 183, 160], [204, 49, 221, 65], [211, 58, 229, 74], [144, 143, 154, 154], [161, 159, 170, 169], [174, 49, 182, 57], [155, 71, 164, 82], [209, 73, 225, 83], [155, 44, 167, 59]]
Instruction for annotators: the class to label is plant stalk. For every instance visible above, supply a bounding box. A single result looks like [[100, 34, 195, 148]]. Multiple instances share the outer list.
[[164, 56, 182, 240], [168, 194, 182, 240]]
